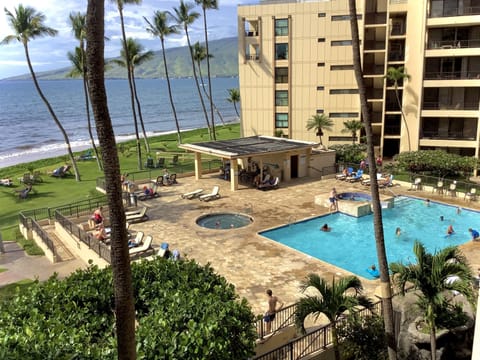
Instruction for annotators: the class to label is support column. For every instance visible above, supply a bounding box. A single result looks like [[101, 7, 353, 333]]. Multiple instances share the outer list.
[[230, 158, 238, 191], [194, 152, 202, 180]]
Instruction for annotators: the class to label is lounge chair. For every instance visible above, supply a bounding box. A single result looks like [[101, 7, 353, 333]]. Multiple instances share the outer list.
[[125, 207, 149, 223], [465, 188, 477, 202], [258, 177, 279, 191], [361, 173, 382, 186], [0, 178, 13, 186], [167, 173, 177, 185], [346, 169, 363, 182], [378, 175, 393, 188], [50, 165, 71, 178], [128, 231, 144, 248], [129, 235, 154, 257], [137, 184, 160, 201], [77, 150, 96, 161], [156, 157, 165, 168], [411, 177, 422, 191], [181, 188, 204, 199], [432, 181, 444, 195], [335, 167, 353, 180], [199, 186, 221, 201]]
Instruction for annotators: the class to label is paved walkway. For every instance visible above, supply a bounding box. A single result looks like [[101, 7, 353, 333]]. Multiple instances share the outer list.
[[2, 174, 480, 316]]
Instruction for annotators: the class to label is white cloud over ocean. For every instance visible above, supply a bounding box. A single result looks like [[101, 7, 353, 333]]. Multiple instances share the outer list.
[[0, 0, 257, 79]]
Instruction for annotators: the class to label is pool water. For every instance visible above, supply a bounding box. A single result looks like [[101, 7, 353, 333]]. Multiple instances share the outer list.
[[197, 213, 253, 229], [260, 196, 479, 279]]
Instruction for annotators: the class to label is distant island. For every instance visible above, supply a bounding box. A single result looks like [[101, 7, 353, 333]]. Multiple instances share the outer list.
[[4, 37, 238, 81]]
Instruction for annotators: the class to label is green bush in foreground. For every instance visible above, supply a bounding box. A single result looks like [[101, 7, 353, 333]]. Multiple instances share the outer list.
[[0, 258, 256, 359]]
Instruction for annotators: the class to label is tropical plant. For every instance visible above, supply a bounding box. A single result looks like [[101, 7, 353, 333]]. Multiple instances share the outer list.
[[195, 0, 218, 139], [337, 313, 388, 360], [329, 144, 366, 164], [67, 11, 103, 170], [295, 274, 372, 360], [144, 10, 182, 144], [111, 38, 154, 153], [385, 66, 411, 151], [227, 88, 240, 118], [2, 5, 81, 181], [110, 0, 143, 170], [347, 2, 396, 359], [342, 120, 364, 144], [192, 41, 226, 125], [173, 0, 213, 140], [85, 1, 136, 358], [0, 259, 257, 358], [306, 114, 333, 146], [390, 242, 473, 360]]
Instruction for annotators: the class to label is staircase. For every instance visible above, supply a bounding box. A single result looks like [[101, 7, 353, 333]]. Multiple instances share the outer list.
[[43, 224, 75, 262]]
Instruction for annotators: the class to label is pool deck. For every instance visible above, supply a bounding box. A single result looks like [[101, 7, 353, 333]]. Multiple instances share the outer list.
[[128, 174, 480, 315]]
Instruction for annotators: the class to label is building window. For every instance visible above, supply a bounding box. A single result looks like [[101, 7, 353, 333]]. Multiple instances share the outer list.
[[318, 13, 326, 17], [317, 86, 324, 91], [275, 113, 289, 128], [275, 90, 288, 106], [275, 67, 288, 83], [331, 14, 362, 21], [275, 19, 288, 36], [316, 109, 324, 114], [317, 62, 325, 67], [331, 40, 352, 46], [330, 64, 354, 70], [330, 112, 359, 118], [330, 89, 359, 94], [318, 38, 325, 42], [275, 43, 288, 60]]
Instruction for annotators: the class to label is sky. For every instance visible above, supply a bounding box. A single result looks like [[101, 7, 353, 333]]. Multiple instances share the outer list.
[[0, 0, 258, 79]]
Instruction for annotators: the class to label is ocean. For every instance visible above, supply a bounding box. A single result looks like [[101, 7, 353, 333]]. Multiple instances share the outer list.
[[0, 77, 239, 168]]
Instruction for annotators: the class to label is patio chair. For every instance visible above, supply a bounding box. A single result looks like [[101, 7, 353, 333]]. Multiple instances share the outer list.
[[125, 207, 149, 223], [258, 177, 280, 191], [1, 178, 13, 186], [156, 157, 165, 168], [181, 188, 204, 199], [346, 169, 363, 183], [446, 181, 457, 197], [171, 155, 179, 166], [465, 187, 477, 202], [199, 186, 221, 201], [128, 231, 144, 248], [129, 235, 154, 257], [50, 165, 71, 178], [145, 157, 154, 169], [432, 180, 444, 195], [411, 177, 422, 191], [167, 173, 177, 185]]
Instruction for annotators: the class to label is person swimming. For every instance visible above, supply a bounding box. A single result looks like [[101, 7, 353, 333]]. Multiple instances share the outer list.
[[320, 223, 331, 232], [395, 227, 401, 236], [446, 225, 454, 236]]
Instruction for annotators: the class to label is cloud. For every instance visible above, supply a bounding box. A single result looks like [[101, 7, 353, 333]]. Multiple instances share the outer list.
[[0, 0, 257, 79]]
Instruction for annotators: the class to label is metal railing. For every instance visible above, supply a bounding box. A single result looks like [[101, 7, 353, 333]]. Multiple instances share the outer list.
[[424, 70, 480, 80], [31, 219, 56, 259], [428, 39, 480, 49], [430, 6, 480, 17], [420, 130, 476, 141], [256, 303, 296, 340], [422, 101, 480, 110]]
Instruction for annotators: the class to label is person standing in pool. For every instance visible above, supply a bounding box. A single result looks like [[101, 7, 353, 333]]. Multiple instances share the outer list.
[[446, 225, 454, 236], [263, 289, 284, 334], [395, 227, 401, 237], [320, 224, 331, 232], [329, 188, 338, 212], [469, 228, 479, 241]]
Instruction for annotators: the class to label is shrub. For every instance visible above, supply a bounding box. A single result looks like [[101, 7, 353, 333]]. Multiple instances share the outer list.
[[330, 144, 367, 164]]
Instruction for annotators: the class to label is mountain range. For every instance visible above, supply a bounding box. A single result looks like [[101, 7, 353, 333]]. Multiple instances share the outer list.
[[6, 37, 238, 80]]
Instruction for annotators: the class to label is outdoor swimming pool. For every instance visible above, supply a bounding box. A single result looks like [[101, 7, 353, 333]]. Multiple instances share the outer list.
[[260, 196, 480, 279]]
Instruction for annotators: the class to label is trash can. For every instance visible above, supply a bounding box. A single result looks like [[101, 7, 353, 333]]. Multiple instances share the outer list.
[[129, 193, 137, 207]]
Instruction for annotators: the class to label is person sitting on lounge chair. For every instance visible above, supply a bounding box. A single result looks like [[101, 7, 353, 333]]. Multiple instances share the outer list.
[[94, 224, 107, 242], [92, 207, 104, 225]]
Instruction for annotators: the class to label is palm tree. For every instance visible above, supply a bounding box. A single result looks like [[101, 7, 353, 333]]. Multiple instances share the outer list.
[[195, 0, 218, 140], [110, 0, 143, 170], [68, 12, 103, 171], [85, 0, 136, 358], [2, 5, 81, 181], [306, 114, 333, 146], [390, 242, 473, 360], [348, 2, 396, 359], [342, 120, 364, 144], [112, 38, 154, 153], [144, 11, 182, 144], [191, 42, 226, 125], [227, 88, 240, 118], [173, 0, 213, 140], [295, 274, 372, 360], [385, 66, 411, 152]]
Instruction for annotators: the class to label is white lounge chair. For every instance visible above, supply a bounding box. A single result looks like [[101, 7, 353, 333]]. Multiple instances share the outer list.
[[125, 207, 148, 223], [465, 188, 477, 202], [129, 235, 153, 257], [181, 188, 204, 199], [199, 186, 221, 201], [128, 231, 144, 248]]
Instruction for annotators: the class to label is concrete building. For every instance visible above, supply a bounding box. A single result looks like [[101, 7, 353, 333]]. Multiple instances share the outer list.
[[238, 0, 480, 159]]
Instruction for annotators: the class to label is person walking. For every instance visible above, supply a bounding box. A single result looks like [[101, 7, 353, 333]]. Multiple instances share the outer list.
[[263, 289, 284, 334]]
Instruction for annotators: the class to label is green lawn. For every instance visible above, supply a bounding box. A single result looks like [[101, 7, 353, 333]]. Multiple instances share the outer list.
[[0, 124, 240, 241]]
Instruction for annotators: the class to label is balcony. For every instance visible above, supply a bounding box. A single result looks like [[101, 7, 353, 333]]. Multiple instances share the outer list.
[[246, 54, 260, 61], [420, 130, 476, 140], [424, 70, 480, 80], [422, 102, 479, 111], [245, 31, 259, 37], [429, 6, 480, 18], [364, 41, 386, 51], [366, 89, 384, 99], [364, 65, 385, 76], [364, 12, 387, 25], [427, 39, 480, 49]]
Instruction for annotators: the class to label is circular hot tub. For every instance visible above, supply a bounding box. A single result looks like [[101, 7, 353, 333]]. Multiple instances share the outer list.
[[337, 192, 371, 202], [196, 213, 253, 229]]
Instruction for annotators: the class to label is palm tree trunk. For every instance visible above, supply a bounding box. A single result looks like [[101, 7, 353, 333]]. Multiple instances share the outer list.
[[82, 71, 103, 171], [331, 325, 341, 360], [131, 68, 150, 153], [23, 42, 81, 182], [202, 8, 216, 140], [394, 84, 412, 151], [161, 38, 182, 144], [118, 8, 142, 170], [86, 1, 136, 358], [196, 60, 226, 125], [185, 27, 212, 139], [233, 102, 239, 117], [348, 2, 397, 359]]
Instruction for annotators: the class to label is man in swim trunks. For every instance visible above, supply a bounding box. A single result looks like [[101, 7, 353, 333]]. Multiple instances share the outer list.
[[469, 228, 480, 241], [263, 289, 284, 334], [329, 188, 338, 211]]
